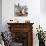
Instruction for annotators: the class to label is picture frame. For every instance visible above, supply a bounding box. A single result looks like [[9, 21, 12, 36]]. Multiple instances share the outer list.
[[14, 3, 28, 16]]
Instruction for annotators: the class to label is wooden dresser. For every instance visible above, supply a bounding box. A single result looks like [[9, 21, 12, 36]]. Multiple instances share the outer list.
[[7, 23, 34, 46]]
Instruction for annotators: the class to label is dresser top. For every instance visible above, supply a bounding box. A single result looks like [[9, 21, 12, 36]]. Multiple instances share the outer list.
[[7, 23, 34, 25]]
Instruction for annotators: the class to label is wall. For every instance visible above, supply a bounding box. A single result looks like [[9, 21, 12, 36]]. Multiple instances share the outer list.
[[2, 0, 46, 46], [40, 0, 46, 13], [0, 0, 2, 32], [40, 0, 46, 31], [2, 0, 40, 30]]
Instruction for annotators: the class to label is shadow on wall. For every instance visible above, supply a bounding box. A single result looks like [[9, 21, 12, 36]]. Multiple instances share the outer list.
[[0, 0, 2, 32], [40, 0, 46, 13]]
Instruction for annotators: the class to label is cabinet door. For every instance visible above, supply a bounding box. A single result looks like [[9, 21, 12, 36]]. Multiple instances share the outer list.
[[11, 32, 28, 46]]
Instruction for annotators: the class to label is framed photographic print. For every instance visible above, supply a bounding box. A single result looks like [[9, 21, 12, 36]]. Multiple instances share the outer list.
[[14, 3, 28, 16]]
